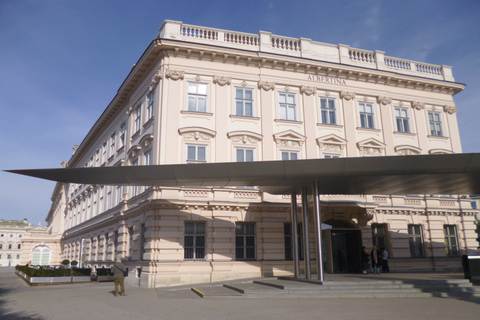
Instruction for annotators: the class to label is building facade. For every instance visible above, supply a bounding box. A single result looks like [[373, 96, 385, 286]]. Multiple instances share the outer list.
[[0, 219, 48, 267], [43, 21, 478, 287]]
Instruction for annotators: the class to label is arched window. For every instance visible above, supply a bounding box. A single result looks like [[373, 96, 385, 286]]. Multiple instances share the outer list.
[[31, 246, 51, 266]]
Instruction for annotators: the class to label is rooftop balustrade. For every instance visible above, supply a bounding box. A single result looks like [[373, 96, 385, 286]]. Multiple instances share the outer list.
[[159, 20, 454, 82]]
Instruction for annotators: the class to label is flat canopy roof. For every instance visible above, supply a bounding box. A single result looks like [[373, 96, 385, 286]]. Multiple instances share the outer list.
[[5, 153, 480, 195]]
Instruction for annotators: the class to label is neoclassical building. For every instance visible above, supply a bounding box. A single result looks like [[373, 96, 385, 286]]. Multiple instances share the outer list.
[[41, 21, 478, 287]]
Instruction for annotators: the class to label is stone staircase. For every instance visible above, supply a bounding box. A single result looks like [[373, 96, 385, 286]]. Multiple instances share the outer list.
[[190, 277, 480, 299]]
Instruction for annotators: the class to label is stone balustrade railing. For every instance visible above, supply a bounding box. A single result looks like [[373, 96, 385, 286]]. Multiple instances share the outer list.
[[159, 20, 454, 82]]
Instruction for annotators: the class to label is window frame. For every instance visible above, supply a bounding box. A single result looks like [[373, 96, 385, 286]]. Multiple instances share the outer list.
[[186, 144, 207, 164], [187, 82, 208, 113], [371, 223, 387, 250], [235, 147, 255, 162], [359, 102, 375, 129], [146, 90, 154, 121], [395, 107, 410, 133], [134, 105, 142, 133], [428, 111, 443, 137], [444, 224, 459, 256], [235, 222, 256, 261], [320, 97, 337, 125], [235, 87, 254, 117], [184, 221, 206, 261], [281, 150, 299, 161], [408, 224, 425, 258], [278, 92, 297, 121]]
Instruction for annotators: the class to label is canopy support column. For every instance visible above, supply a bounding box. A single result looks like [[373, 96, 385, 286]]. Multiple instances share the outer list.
[[312, 182, 324, 282], [290, 192, 300, 278], [301, 187, 311, 280]]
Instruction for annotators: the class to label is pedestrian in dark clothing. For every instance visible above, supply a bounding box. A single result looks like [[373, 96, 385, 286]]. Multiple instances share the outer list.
[[381, 248, 389, 273], [112, 260, 127, 296]]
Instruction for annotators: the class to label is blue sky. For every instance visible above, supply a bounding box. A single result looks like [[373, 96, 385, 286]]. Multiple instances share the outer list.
[[1, 0, 479, 225]]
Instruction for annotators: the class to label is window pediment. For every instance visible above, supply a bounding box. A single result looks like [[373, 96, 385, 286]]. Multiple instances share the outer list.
[[138, 134, 154, 148], [357, 138, 386, 156], [395, 145, 421, 155], [127, 145, 142, 158], [273, 130, 306, 147], [179, 127, 216, 141], [429, 148, 453, 154], [227, 131, 263, 145], [316, 134, 347, 151]]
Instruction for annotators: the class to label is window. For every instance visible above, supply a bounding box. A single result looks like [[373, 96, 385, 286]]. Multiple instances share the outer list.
[[444, 225, 459, 256], [184, 221, 206, 260], [395, 108, 410, 133], [131, 159, 138, 197], [281, 151, 298, 161], [119, 123, 126, 147], [17, 244, 21, 250], [236, 148, 254, 162], [8, 244, 12, 250], [101, 142, 107, 164], [144, 149, 152, 166], [371, 223, 387, 249], [110, 133, 116, 156], [16, 254, 20, 259], [146, 90, 154, 120], [186, 145, 207, 164], [279, 93, 297, 120], [128, 227, 134, 259], [408, 224, 425, 258], [235, 88, 253, 116], [187, 82, 207, 112], [134, 105, 142, 133], [0, 244, 2, 249], [320, 97, 336, 125], [284, 223, 303, 261], [428, 111, 443, 136], [116, 186, 122, 205], [359, 102, 375, 129], [235, 222, 256, 260], [32, 246, 51, 265], [323, 154, 340, 159]]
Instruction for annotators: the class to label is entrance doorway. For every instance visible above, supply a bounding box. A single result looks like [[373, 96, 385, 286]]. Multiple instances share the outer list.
[[323, 220, 362, 274]]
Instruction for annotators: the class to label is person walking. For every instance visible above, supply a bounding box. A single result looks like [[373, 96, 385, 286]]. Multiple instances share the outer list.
[[370, 246, 381, 274], [112, 259, 127, 296], [381, 247, 390, 273]]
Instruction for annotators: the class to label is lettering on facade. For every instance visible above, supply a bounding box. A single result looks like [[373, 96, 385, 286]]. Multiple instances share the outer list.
[[307, 75, 347, 86]]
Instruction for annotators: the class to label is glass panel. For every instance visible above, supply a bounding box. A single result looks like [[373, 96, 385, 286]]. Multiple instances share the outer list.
[[236, 101, 243, 115], [188, 97, 196, 111], [198, 97, 206, 112], [196, 236, 205, 247], [321, 98, 326, 108], [196, 222, 206, 234], [321, 110, 328, 123], [236, 248, 244, 259], [281, 152, 289, 161], [279, 105, 287, 119], [279, 94, 286, 103], [195, 247, 205, 259], [287, 94, 295, 104], [246, 247, 255, 259], [290, 152, 298, 160], [245, 102, 252, 116], [236, 88, 243, 99], [246, 222, 255, 234], [197, 146, 206, 161], [329, 111, 336, 124], [245, 149, 254, 162], [184, 236, 194, 248], [328, 99, 335, 109], [236, 149, 244, 162], [184, 248, 193, 259], [187, 146, 196, 160], [185, 221, 194, 233], [235, 236, 244, 247], [197, 83, 207, 95], [246, 236, 255, 247], [245, 90, 252, 100], [287, 106, 295, 120]]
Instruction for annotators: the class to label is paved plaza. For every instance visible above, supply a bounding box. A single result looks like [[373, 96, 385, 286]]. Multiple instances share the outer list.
[[1, 267, 479, 320]]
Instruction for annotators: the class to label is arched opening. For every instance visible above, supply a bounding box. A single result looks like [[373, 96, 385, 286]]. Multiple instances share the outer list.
[[31, 246, 51, 266], [323, 219, 362, 274]]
